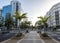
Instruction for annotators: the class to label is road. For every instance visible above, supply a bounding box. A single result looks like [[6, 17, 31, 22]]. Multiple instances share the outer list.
[[17, 31, 44, 43], [0, 33, 16, 42], [47, 31, 60, 42]]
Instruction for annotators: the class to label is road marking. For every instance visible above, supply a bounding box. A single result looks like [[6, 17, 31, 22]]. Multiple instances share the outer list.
[[17, 37, 25, 43]]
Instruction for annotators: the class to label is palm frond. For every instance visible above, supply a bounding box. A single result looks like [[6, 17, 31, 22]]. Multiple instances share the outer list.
[[21, 13, 27, 18], [22, 13, 27, 16]]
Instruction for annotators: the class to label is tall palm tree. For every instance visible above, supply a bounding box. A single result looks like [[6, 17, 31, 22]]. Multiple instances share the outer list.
[[25, 21, 31, 28], [35, 20, 42, 27], [5, 13, 14, 30], [14, 11, 27, 28], [18, 13, 27, 22], [14, 11, 27, 34], [35, 20, 42, 30], [38, 16, 50, 32], [20, 21, 31, 29]]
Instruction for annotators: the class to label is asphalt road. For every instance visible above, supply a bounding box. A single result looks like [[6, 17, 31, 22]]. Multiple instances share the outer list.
[[17, 31, 44, 43], [47, 32, 60, 42], [0, 33, 16, 42]]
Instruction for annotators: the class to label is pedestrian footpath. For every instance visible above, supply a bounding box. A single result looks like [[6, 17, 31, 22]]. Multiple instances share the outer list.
[[17, 31, 45, 43]]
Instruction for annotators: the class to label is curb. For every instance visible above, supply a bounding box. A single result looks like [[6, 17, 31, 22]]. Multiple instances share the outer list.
[[39, 34, 45, 43], [17, 33, 28, 43], [52, 38, 60, 43], [0, 33, 17, 43], [40, 37, 45, 43], [17, 37, 25, 43], [1, 38, 12, 43], [48, 35, 60, 43]]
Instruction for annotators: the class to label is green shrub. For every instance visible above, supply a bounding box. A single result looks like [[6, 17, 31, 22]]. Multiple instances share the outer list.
[[37, 31, 41, 34], [16, 33, 23, 37], [41, 33, 48, 37]]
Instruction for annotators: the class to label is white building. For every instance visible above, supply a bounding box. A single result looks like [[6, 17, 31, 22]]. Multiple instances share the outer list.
[[11, 0, 21, 27], [45, 3, 60, 29], [11, 0, 21, 15]]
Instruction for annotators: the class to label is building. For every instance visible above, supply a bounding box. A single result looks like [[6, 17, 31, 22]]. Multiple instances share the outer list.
[[2, 0, 21, 19], [0, 9, 2, 23], [45, 3, 60, 30], [11, 0, 21, 27], [2, 0, 21, 27], [0, 9, 4, 25], [2, 5, 12, 20], [11, 0, 21, 16]]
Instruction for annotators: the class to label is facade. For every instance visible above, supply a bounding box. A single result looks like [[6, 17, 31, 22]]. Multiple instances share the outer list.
[[45, 3, 60, 29], [0, 9, 4, 25], [2, 0, 21, 27], [11, 0, 21, 27], [11, 0, 21, 16], [2, 5, 12, 20], [2, 0, 21, 19]]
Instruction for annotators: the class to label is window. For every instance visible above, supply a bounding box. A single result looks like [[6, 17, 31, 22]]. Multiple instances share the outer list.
[[16, 2, 19, 11], [55, 11, 59, 25]]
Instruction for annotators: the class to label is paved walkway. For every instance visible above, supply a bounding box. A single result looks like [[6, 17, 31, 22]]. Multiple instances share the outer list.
[[17, 31, 44, 43]]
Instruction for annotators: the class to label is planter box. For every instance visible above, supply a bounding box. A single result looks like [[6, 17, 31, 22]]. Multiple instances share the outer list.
[[40, 34, 51, 39]]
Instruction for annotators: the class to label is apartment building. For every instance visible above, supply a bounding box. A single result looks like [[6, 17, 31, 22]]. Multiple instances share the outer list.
[[2, 0, 21, 27], [45, 3, 60, 29]]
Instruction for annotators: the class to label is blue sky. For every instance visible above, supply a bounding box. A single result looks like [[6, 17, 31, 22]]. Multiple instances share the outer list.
[[0, 0, 60, 25]]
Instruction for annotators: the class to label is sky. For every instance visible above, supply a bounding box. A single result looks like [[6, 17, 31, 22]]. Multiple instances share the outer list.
[[0, 0, 60, 25]]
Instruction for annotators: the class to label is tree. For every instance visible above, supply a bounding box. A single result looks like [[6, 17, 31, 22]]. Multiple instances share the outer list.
[[38, 16, 50, 32], [13, 11, 27, 34], [35, 20, 42, 27], [35, 20, 43, 30], [24, 21, 31, 28], [5, 13, 14, 30], [20, 21, 31, 29], [0, 16, 4, 27], [14, 11, 27, 28], [0, 23, 3, 27]]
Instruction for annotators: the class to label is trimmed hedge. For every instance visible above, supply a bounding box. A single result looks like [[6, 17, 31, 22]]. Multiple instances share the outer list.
[[16, 33, 23, 37], [41, 33, 48, 37]]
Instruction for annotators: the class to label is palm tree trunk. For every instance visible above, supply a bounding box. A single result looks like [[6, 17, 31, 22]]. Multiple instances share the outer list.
[[16, 19, 17, 28], [44, 26, 46, 33], [18, 20, 21, 34]]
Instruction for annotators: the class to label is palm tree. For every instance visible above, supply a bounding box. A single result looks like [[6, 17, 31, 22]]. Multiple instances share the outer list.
[[25, 21, 31, 28], [14, 11, 27, 28], [14, 11, 27, 34], [38, 16, 50, 32], [5, 13, 14, 30], [35, 20, 42, 27], [35, 20, 42, 30], [20, 21, 31, 28]]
